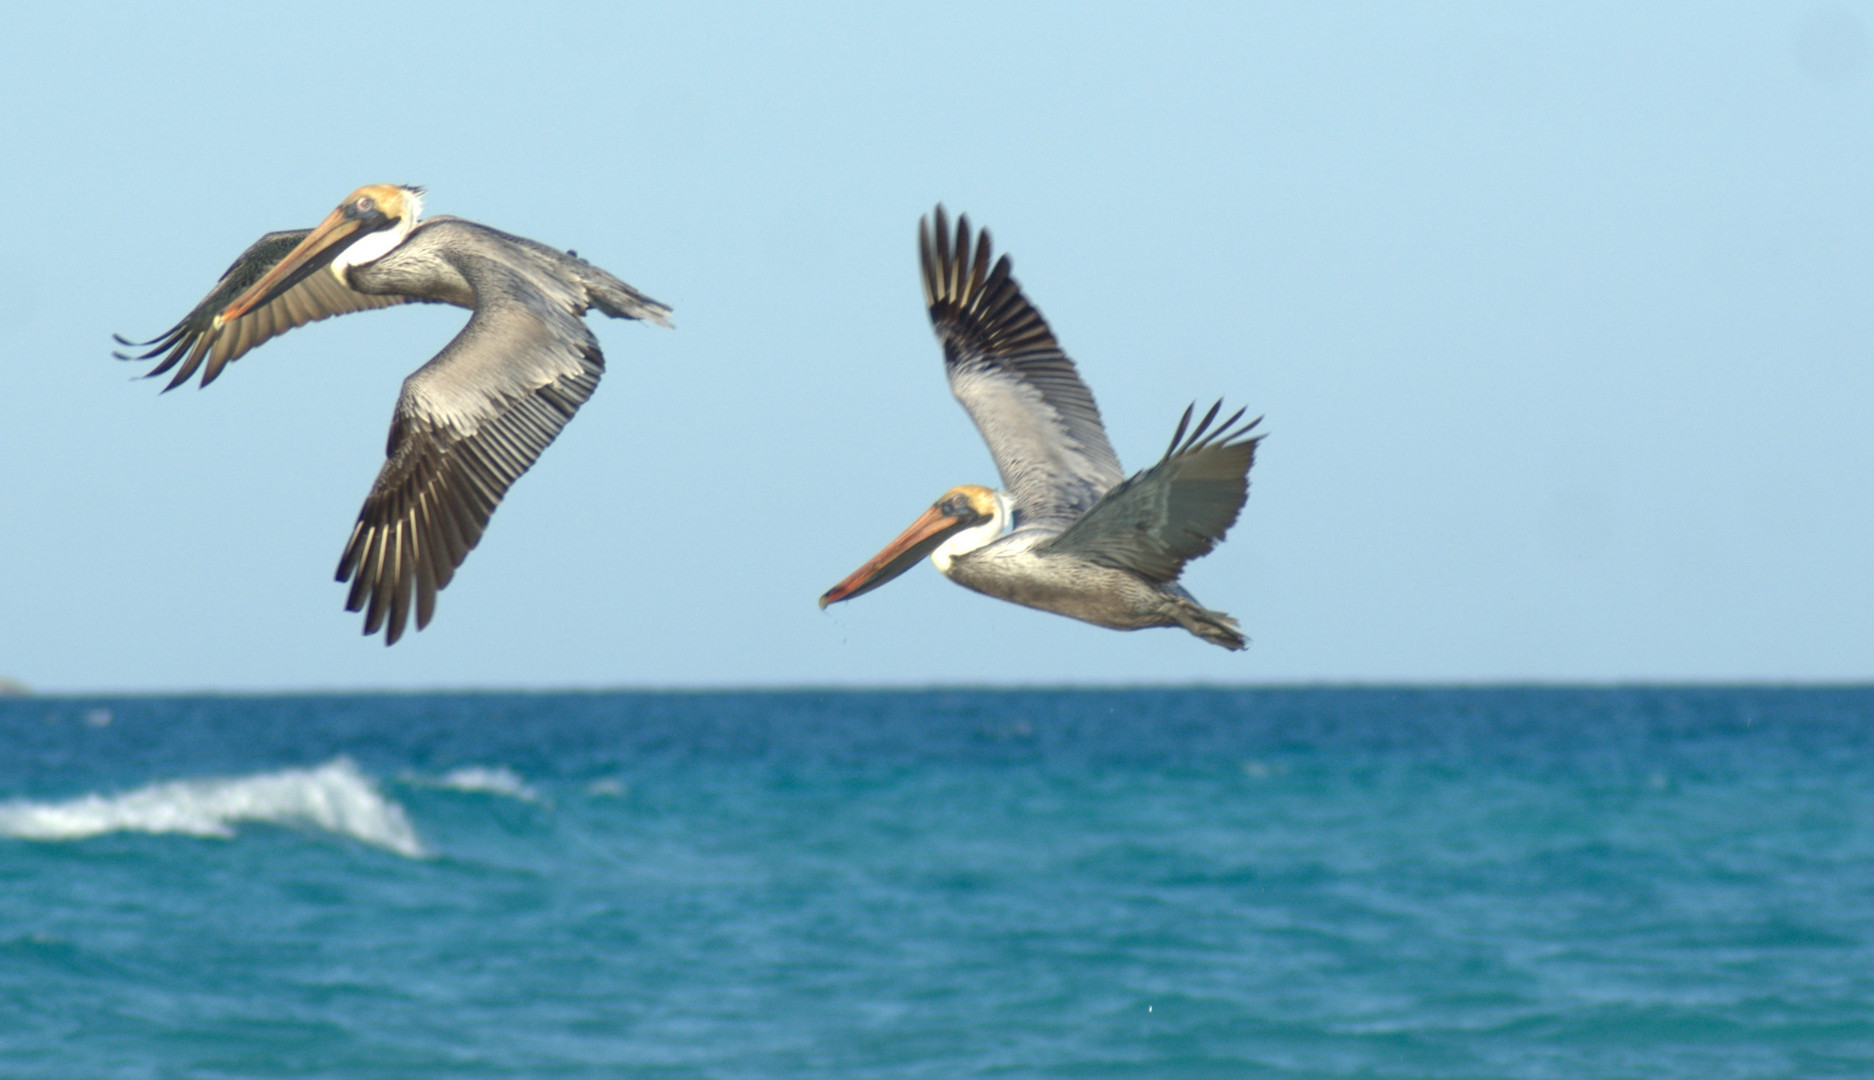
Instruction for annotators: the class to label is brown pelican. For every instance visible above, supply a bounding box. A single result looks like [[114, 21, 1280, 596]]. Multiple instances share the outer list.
[[115, 184, 671, 645], [819, 207, 1262, 650]]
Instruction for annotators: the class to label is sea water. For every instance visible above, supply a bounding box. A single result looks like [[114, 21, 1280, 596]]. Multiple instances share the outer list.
[[1, 687, 1870, 1078]]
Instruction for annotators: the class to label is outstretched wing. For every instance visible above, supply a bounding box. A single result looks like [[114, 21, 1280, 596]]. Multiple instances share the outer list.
[[923, 206, 1124, 526], [333, 223, 621, 645], [113, 229, 413, 389], [1045, 402, 1262, 582]]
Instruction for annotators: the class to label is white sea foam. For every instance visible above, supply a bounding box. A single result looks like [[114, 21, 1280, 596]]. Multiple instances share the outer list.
[[585, 778, 629, 798], [429, 765, 539, 803], [0, 758, 423, 857]]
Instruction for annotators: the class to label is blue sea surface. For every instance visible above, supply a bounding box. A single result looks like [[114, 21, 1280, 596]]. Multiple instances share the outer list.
[[1, 687, 1871, 1078]]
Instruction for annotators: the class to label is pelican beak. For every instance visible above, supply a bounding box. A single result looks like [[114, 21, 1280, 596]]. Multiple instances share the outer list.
[[819, 504, 973, 609], [214, 204, 381, 327]]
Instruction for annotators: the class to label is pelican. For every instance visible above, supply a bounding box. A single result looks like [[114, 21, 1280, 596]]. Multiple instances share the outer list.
[[819, 207, 1262, 649], [115, 184, 671, 644]]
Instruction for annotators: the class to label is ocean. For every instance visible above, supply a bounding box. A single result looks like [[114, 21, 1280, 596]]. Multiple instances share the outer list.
[[1, 687, 1870, 1078]]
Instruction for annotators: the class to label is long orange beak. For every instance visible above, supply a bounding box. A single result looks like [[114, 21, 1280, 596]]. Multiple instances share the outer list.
[[215, 206, 374, 327], [819, 505, 973, 608]]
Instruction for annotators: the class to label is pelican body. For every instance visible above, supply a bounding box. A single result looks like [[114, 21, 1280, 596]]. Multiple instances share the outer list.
[[820, 207, 1261, 650], [117, 185, 671, 644]]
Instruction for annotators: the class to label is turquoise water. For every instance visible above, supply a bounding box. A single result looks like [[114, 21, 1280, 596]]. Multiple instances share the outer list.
[[1, 687, 1870, 1078]]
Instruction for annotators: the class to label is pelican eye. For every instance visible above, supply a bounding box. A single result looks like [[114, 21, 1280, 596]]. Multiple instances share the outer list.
[[944, 495, 973, 516]]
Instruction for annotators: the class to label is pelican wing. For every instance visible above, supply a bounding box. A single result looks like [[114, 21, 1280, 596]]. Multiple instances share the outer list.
[[923, 207, 1124, 526], [114, 229, 413, 390], [1045, 402, 1262, 582], [333, 231, 614, 645]]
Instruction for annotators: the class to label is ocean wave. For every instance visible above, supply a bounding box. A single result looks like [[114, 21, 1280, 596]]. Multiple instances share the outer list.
[[0, 758, 423, 857]]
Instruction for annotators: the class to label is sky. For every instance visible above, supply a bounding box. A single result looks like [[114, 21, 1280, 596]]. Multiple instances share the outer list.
[[1, 2, 1870, 692]]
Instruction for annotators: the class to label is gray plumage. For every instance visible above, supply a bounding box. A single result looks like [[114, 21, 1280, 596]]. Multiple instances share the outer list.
[[924, 206, 1123, 527], [118, 204, 670, 645], [921, 207, 1261, 650]]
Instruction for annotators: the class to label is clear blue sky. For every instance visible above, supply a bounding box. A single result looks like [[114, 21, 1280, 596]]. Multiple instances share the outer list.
[[2, 2, 1869, 691]]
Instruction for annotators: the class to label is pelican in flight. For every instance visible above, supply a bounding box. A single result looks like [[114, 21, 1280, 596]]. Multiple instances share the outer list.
[[819, 207, 1262, 649], [116, 184, 670, 644]]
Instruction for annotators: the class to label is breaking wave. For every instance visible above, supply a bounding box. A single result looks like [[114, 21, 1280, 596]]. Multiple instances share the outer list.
[[0, 758, 423, 857]]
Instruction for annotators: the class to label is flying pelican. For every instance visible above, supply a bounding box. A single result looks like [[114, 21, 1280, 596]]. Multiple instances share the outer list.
[[115, 184, 670, 644], [819, 207, 1262, 649]]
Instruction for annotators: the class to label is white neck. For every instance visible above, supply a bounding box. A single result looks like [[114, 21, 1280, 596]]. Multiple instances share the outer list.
[[931, 491, 1011, 575], [330, 195, 423, 281]]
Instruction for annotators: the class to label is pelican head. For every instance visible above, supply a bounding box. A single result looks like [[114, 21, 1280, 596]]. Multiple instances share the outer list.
[[215, 184, 425, 328], [819, 484, 1005, 609]]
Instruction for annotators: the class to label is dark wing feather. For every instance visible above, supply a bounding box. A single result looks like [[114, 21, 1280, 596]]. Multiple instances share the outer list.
[[114, 229, 412, 390], [333, 269, 605, 646], [1045, 401, 1262, 582], [923, 206, 1124, 525]]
